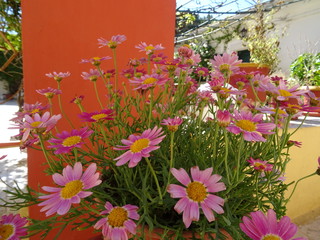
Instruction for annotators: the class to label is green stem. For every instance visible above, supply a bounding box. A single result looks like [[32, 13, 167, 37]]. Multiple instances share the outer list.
[[223, 129, 231, 184], [236, 137, 244, 181], [81, 201, 101, 215], [57, 82, 75, 128], [147, 54, 151, 75], [39, 135, 55, 172], [287, 172, 316, 202], [93, 81, 104, 109], [145, 157, 163, 202], [112, 48, 119, 91], [148, 88, 154, 128]]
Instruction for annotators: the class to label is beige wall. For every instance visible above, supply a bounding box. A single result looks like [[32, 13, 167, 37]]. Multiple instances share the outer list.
[[286, 126, 320, 220]]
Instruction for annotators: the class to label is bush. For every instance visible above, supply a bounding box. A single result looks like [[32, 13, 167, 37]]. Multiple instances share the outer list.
[[290, 53, 320, 86]]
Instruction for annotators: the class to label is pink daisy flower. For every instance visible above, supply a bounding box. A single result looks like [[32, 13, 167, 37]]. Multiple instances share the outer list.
[[94, 201, 140, 240], [18, 112, 61, 142], [113, 126, 165, 168], [129, 74, 168, 90], [247, 157, 273, 172], [36, 87, 62, 98], [210, 53, 242, 76], [135, 42, 164, 55], [287, 140, 302, 148], [98, 34, 127, 49], [226, 111, 276, 142], [79, 109, 114, 122], [38, 162, 101, 216], [45, 71, 71, 82], [167, 166, 226, 228], [80, 56, 111, 66], [81, 69, 101, 82], [161, 117, 183, 132], [48, 127, 93, 154], [0, 213, 28, 240], [240, 209, 306, 240]]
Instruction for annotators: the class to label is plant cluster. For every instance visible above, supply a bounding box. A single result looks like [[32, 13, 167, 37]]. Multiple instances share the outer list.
[[1, 35, 319, 240], [290, 52, 320, 86], [239, 2, 282, 73]]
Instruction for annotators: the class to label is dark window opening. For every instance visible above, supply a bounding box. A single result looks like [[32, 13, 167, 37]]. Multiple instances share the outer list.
[[238, 50, 250, 63]]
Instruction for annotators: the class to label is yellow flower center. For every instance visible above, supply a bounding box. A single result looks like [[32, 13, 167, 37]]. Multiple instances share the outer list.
[[0, 224, 14, 240], [262, 234, 282, 240], [62, 136, 82, 147], [278, 89, 292, 97], [108, 207, 128, 227], [145, 45, 154, 51], [254, 162, 264, 168], [93, 57, 100, 60], [271, 109, 286, 115], [44, 92, 54, 98], [143, 77, 157, 85], [167, 125, 178, 132], [221, 87, 231, 92], [219, 64, 231, 72], [130, 138, 150, 153], [31, 121, 42, 128], [186, 181, 207, 202], [236, 120, 256, 132], [30, 109, 40, 114], [61, 180, 83, 199], [91, 113, 107, 121], [197, 70, 205, 76]]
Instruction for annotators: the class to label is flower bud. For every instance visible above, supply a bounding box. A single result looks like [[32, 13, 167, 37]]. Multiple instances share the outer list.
[[216, 110, 231, 127]]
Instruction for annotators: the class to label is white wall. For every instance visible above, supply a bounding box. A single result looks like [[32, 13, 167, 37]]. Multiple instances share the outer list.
[[0, 81, 8, 100], [223, 0, 320, 77]]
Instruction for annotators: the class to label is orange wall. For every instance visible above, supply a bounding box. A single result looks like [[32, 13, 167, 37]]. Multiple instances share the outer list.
[[21, 1, 176, 239]]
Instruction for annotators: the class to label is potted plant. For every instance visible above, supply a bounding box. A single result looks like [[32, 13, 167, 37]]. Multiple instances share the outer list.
[[1, 35, 317, 240]]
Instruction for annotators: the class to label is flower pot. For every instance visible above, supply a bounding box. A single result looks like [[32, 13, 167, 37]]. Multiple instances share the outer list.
[[230, 63, 270, 102], [300, 86, 320, 117]]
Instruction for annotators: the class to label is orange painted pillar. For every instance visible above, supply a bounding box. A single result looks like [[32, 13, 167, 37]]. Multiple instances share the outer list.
[[21, 1, 175, 239]]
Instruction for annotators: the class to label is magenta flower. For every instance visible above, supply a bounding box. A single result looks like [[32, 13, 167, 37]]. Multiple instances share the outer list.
[[195, 67, 209, 77], [45, 71, 71, 82], [216, 110, 231, 127], [177, 45, 193, 58], [80, 56, 111, 66], [240, 209, 306, 240], [81, 69, 101, 81], [48, 127, 93, 154], [210, 53, 242, 76], [103, 69, 116, 79], [19, 112, 61, 142], [70, 95, 85, 104], [135, 42, 164, 55], [79, 109, 114, 122], [129, 73, 168, 90], [98, 34, 127, 48], [36, 87, 62, 98], [167, 166, 226, 228], [94, 202, 140, 240], [38, 162, 101, 216], [121, 68, 134, 79], [113, 126, 165, 168], [0, 213, 28, 239], [150, 53, 167, 64], [0, 155, 7, 160], [226, 111, 276, 142], [247, 157, 273, 172], [161, 117, 183, 132], [287, 140, 302, 148]]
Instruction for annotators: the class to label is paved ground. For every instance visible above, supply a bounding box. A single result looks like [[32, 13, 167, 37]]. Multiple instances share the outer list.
[[0, 100, 319, 239]]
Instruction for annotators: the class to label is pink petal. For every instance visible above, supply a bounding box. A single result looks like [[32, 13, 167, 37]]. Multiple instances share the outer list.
[[167, 184, 187, 198], [171, 168, 191, 186]]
